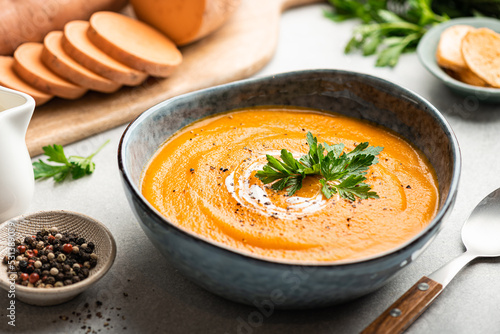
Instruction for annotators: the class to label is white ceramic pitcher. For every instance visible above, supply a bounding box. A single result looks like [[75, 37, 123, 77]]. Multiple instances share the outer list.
[[0, 86, 35, 222]]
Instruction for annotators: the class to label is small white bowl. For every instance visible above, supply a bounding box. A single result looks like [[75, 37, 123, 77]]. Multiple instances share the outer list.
[[0, 210, 116, 306]]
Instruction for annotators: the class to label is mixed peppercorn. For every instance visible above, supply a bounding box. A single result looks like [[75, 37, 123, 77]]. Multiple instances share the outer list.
[[2, 227, 98, 288]]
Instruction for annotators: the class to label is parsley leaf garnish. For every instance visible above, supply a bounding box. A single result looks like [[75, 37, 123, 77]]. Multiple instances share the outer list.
[[255, 132, 382, 201], [33, 140, 109, 183]]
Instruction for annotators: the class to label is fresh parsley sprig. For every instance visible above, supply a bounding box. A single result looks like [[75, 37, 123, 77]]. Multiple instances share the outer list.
[[255, 132, 382, 201], [33, 140, 109, 183]]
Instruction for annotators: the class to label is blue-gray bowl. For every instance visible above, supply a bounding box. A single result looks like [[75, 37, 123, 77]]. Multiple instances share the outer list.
[[118, 69, 461, 309], [417, 17, 500, 103]]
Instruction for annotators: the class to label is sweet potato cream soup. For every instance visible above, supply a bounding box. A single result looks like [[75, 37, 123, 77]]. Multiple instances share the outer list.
[[141, 107, 439, 262]]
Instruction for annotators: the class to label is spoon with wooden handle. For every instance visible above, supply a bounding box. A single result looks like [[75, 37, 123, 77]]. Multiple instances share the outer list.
[[362, 187, 500, 334]]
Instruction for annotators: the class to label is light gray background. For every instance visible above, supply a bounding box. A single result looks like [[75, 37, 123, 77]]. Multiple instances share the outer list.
[[2, 4, 500, 333]]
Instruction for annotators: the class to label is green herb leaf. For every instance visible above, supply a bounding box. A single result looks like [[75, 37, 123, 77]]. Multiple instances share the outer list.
[[32, 160, 70, 182], [320, 179, 335, 199], [377, 9, 405, 23], [33, 140, 109, 183], [42, 144, 69, 164], [255, 132, 383, 201], [331, 175, 379, 201], [375, 32, 421, 67]]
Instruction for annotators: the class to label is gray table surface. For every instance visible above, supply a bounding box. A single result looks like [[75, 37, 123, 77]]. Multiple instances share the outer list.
[[3, 4, 500, 334]]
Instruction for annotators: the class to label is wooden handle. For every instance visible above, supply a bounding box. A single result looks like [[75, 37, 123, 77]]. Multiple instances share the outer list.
[[361, 277, 443, 334]]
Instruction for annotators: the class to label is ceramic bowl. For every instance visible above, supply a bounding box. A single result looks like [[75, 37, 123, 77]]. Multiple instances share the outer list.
[[118, 69, 461, 308], [0, 210, 117, 306], [417, 17, 500, 103]]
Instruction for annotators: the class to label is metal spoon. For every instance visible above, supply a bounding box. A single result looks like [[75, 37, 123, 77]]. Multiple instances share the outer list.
[[362, 187, 500, 334]]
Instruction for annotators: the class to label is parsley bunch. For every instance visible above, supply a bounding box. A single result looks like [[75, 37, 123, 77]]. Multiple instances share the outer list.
[[325, 0, 447, 67], [255, 132, 383, 201], [33, 140, 109, 183]]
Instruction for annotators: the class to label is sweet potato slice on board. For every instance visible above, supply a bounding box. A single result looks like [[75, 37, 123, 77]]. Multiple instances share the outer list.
[[62, 21, 147, 86], [0, 56, 53, 105], [462, 28, 500, 88], [13, 43, 87, 99], [42, 31, 121, 93], [88, 11, 182, 77]]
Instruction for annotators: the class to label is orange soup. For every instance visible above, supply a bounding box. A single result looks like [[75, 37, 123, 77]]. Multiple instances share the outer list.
[[141, 107, 439, 262]]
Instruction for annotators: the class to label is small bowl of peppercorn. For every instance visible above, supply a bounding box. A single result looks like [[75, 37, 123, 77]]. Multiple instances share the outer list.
[[0, 210, 117, 306]]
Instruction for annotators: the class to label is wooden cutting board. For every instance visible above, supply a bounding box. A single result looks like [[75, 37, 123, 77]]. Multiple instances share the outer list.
[[26, 0, 324, 156]]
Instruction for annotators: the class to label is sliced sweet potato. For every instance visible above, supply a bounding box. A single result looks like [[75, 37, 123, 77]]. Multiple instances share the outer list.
[[436, 25, 488, 87], [130, 0, 240, 46], [0, 56, 53, 105], [42, 31, 121, 93], [436, 25, 475, 71], [462, 28, 500, 88], [0, 0, 128, 56], [443, 68, 490, 87], [13, 42, 87, 99], [62, 20, 147, 86], [88, 11, 182, 77]]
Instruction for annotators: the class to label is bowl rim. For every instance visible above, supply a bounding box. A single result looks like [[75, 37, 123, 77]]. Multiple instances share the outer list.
[[417, 17, 500, 95], [118, 69, 461, 267], [0, 85, 36, 114], [0, 210, 117, 295]]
